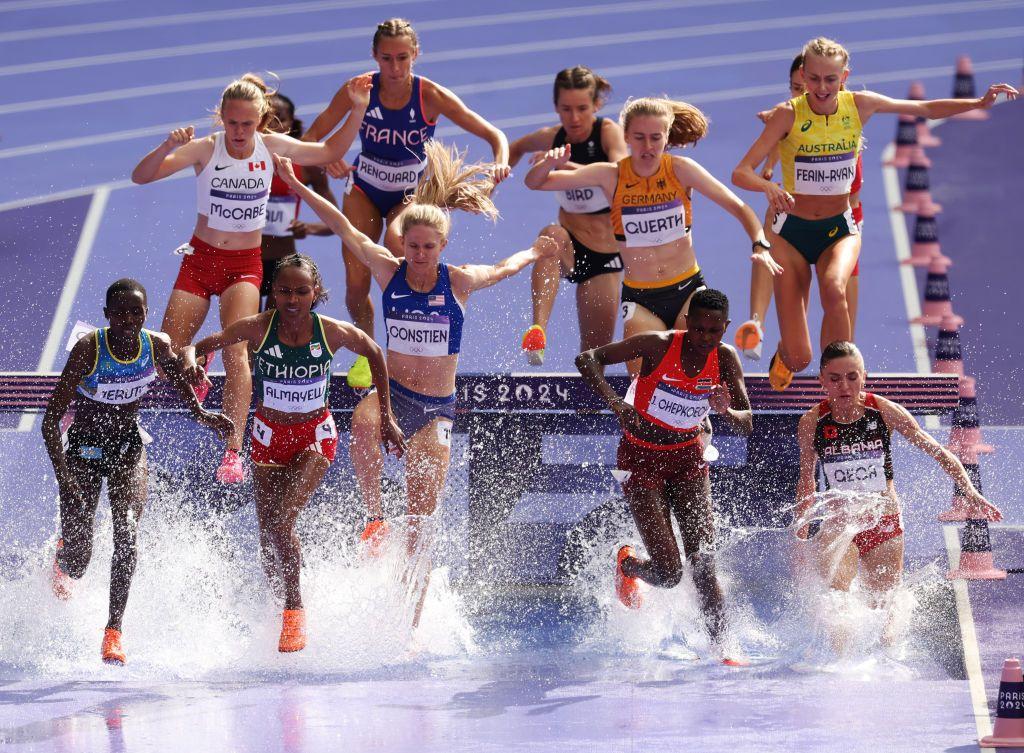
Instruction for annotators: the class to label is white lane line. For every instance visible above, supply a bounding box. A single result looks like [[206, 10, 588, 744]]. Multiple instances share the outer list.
[[0, 0, 118, 10], [2, 0, 1020, 79], [17, 187, 109, 432], [2, 57, 1019, 214], [0, 49, 1018, 164], [4, 20, 1020, 117], [0, 0, 767, 77], [0, 0, 440, 42], [943, 525, 997, 752]]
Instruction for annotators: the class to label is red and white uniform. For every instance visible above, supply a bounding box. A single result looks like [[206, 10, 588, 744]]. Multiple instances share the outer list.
[[264, 165, 304, 238]]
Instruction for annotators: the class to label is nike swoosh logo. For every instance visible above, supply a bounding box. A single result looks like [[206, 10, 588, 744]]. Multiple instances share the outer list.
[[214, 164, 231, 171], [625, 181, 640, 189], [390, 293, 411, 299], [660, 377, 699, 386]]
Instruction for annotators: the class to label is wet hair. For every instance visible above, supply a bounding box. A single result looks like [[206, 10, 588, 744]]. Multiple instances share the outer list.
[[272, 253, 329, 307], [789, 53, 804, 77], [687, 288, 729, 319], [400, 140, 500, 238], [373, 18, 418, 53], [105, 278, 147, 307], [216, 73, 276, 132], [619, 97, 709, 148], [802, 37, 850, 68], [269, 93, 303, 139], [820, 340, 864, 371], [553, 66, 612, 106]]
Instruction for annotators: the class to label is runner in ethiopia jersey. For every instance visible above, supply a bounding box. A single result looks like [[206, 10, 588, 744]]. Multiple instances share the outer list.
[[42, 279, 233, 666], [273, 153, 554, 633], [732, 36, 1017, 392], [131, 73, 371, 483], [794, 341, 1001, 628], [301, 18, 513, 390], [508, 66, 629, 366], [527, 97, 780, 377], [575, 289, 754, 665], [260, 93, 339, 309], [182, 254, 404, 654]]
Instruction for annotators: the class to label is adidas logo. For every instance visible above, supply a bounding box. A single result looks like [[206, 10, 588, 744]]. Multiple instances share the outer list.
[[265, 344, 284, 359], [604, 256, 623, 270], [366, 106, 384, 120]]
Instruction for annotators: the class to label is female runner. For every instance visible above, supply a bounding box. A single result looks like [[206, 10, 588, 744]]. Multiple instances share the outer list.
[[508, 66, 628, 365], [735, 52, 866, 359], [302, 18, 512, 388], [43, 279, 233, 665], [526, 97, 780, 375], [131, 72, 370, 482], [182, 254, 404, 653], [261, 92, 337, 308], [274, 149, 554, 608], [732, 37, 1017, 389], [795, 341, 1001, 624], [575, 289, 752, 664]]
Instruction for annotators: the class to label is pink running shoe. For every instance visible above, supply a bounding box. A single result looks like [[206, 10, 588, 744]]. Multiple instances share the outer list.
[[193, 351, 215, 404], [51, 539, 72, 601], [215, 449, 245, 484]]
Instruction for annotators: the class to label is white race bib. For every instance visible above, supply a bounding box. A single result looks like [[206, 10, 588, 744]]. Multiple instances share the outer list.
[[793, 151, 858, 195], [620, 200, 688, 247], [557, 186, 609, 214], [822, 453, 888, 492], [93, 373, 156, 404], [252, 416, 273, 447], [386, 313, 450, 357], [261, 377, 329, 413], [315, 414, 337, 442], [356, 154, 424, 192], [646, 381, 710, 430], [264, 194, 298, 237]]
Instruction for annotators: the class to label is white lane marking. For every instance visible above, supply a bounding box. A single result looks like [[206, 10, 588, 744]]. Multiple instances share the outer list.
[[18, 187, 109, 432], [0, 0, 118, 10], [0, 0, 767, 76], [0, 0, 439, 42], [1, 58, 1019, 213], [943, 525, 996, 751]]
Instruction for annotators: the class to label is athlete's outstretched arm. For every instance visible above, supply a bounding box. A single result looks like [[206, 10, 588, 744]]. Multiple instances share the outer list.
[[179, 315, 266, 383], [41, 336, 97, 508], [302, 74, 365, 143], [508, 126, 556, 168], [731, 104, 796, 215], [876, 396, 1002, 521], [428, 80, 511, 183], [855, 84, 1018, 123], [267, 75, 371, 166], [273, 155, 399, 287], [711, 345, 754, 435], [450, 236, 559, 295], [677, 157, 781, 276], [131, 127, 209, 184], [794, 409, 820, 539], [524, 145, 616, 195], [150, 333, 234, 438]]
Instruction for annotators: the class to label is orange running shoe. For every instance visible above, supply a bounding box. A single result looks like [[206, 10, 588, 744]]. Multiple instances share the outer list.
[[768, 350, 794, 392], [521, 325, 547, 366], [721, 657, 751, 667], [51, 539, 72, 601], [101, 628, 126, 665], [360, 518, 390, 558], [615, 545, 643, 610], [278, 609, 306, 653], [734, 319, 764, 360]]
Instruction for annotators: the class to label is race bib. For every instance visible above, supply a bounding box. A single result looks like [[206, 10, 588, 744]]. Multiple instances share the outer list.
[[435, 419, 452, 447], [315, 414, 337, 442], [620, 200, 688, 248], [93, 373, 156, 404], [252, 416, 273, 447], [264, 194, 298, 237], [645, 381, 710, 430], [261, 377, 329, 413], [385, 313, 451, 357], [793, 151, 858, 195], [557, 186, 609, 214], [356, 154, 424, 192], [822, 453, 888, 493]]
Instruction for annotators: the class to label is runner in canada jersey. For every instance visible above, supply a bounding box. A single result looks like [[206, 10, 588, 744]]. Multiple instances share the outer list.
[[794, 341, 1002, 636], [576, 289, 754, 665]]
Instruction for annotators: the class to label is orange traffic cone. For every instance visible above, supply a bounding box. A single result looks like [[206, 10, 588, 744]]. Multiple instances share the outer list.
[[947, 375, 995, 455], [907, 81, 941, 147], [947, 519, 1006, 579], [902, 210, 948, 267], [952, 55, 989, 120], [912, 257, 957, 326], [897, 150, 941, 214], [980, 658, 1024, 746], [885, 112, 919, 168]]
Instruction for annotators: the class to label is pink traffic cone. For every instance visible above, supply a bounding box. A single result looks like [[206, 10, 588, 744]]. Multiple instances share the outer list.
[[947, 376, 995, 455], [907, 81, 941, 147], [912, 257, 957, 325], [903, 210, 949, 267], [947, 519, 1006, 580], [897, 150, 941, 213], [952, 55, 989, 120], [980, 658, 1024, 746], [885, 112, 918, 167]]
